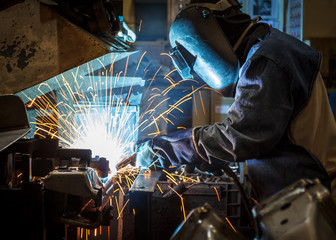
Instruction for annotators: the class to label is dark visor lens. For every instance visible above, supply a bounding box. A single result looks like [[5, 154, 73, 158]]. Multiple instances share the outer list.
[[169, 42, 196, 79]]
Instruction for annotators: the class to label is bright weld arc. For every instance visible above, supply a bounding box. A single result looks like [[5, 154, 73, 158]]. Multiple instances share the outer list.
[[29, 68, 138, 174], [26, 53, 213, 225]]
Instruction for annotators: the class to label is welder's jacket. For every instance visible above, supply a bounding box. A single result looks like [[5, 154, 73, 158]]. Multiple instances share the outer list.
[[152, 27, 336, 201], [190, 28, 336, 200]]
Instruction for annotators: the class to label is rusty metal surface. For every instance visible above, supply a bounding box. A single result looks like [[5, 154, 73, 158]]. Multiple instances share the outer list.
[[0, 0, 135, 95]]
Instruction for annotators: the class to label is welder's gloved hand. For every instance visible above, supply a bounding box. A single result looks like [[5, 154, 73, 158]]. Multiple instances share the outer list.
[[135, 128, 223, 175], [135, 129, 198, 169], [154, 128, 204, 168], [181, 158, 225, 175], [135, 140, 168, 168]]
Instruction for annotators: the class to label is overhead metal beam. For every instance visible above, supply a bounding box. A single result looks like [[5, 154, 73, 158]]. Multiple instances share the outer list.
[[0, 0, 137, 95]]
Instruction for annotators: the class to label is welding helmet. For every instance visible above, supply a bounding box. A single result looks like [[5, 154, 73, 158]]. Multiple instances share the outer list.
[[169, 0, 241, 93]]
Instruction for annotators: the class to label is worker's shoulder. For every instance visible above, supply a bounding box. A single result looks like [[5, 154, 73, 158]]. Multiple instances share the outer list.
[[256, 28, 320, 65], [250, 28, 321, 81]]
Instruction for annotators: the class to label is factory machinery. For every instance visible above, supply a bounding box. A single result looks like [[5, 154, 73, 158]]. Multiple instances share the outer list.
[[1, 1, 336, 240], [0, 95, 253, 240], [1, 94, 336, 240]]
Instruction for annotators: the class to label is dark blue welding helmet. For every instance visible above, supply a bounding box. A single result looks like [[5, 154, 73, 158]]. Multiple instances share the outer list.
[[169, 0, 241, 92]]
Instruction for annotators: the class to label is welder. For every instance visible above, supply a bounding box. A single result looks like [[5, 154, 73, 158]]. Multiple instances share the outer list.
[[135, 0, 336, 201]]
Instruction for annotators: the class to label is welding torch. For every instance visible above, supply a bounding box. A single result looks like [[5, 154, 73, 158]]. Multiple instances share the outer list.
[[115, 154, 136, 170], [115, 138, 155, 171]]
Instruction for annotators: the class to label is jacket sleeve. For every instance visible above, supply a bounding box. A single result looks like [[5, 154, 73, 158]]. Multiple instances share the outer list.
[[151, 128, 203, 167], [193, 56, 294, 163]]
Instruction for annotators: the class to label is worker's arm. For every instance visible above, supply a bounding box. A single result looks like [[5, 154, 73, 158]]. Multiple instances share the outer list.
[[135, 56, 293, 170], [137, 129, 203, 167], [193, 55, 293, 163]]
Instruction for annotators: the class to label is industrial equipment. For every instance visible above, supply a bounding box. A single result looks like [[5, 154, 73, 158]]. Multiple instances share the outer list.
[[170, 203, 247, 240], [0, 95, 116, 239], [0, 93, 252, 239], [108, 164, 253, 240], [253, 178, 336, 240]]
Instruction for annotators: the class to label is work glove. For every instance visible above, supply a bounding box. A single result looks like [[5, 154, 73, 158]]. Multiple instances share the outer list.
[[135, 128, 223, 175], [135, 140, 169, 168], [135, 129, 198, 168]]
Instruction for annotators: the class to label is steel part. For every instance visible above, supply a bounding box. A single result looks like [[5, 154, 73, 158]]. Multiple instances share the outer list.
[[0, 95, 31, 152], [44, 167, 102, 198], [130, 191, 152, 240], [170, 203, 247, 240], [129, 169, 163, 240], [183, 162, 253, 225], [58, 193, 104, 229], [103, 176, 117, 196], [90, 156, 110, 178], [1, 137, 58, 188], [57, 148, 92, 170], [253, 178, 336, 240], [1, 137, 60, 239], [116, 154, 136, 170], [130, 168, 163, 192]]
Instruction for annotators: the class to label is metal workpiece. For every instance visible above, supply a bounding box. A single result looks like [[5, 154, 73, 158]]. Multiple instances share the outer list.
[[130, 168, 163, 192], [44, 167, 103, 198], [253, 178, 336, 240], [129, 168, 163, 240], [115, 154, 136, 171], [57, 148, 92, 170], [0, 94, 31, 152], [42, 163, 115, 230], [124, 167, 253, 240], [170, 203, 247, 240]]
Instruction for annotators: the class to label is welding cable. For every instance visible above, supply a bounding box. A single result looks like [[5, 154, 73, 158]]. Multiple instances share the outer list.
[[218, 161, 255, 226], [162, 182, 188, 199], [192, 131, 254, 225]]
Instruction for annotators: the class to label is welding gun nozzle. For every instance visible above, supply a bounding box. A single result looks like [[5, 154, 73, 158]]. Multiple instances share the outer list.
[[116, 154, 136, 170]]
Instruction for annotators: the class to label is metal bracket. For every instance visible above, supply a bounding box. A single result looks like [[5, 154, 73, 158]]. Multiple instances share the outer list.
[[129, 168, 163, 240], [130, 168, 162, 192]]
